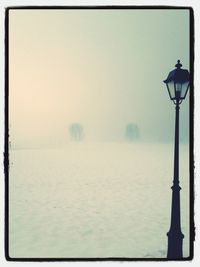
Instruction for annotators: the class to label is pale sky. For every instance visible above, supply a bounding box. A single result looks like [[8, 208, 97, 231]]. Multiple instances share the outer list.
[[9, 9, 190, 148]]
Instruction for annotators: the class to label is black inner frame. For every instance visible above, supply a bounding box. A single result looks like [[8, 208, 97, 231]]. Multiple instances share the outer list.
[[4, 5, 195, 262]]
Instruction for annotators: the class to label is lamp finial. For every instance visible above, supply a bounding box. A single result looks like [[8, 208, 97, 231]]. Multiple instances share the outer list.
[[175, 60, 182, 69]]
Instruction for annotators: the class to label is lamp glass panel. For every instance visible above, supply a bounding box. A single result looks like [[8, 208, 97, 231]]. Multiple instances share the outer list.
[[167, 81, 175, 99], [174, 82, 182, 99], [175, 82, 182, 92], [180, 81, 189, 99]]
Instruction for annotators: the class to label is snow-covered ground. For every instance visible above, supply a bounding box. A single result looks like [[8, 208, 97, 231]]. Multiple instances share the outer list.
[[9, 142, 190, 258]]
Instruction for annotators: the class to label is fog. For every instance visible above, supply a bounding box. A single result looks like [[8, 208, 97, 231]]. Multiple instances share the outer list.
[[9, 9, 190, 149]]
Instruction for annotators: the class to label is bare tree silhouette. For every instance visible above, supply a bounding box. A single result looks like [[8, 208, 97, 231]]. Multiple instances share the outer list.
[[69, 123, 84, 141], [125, 123, 139, 141]]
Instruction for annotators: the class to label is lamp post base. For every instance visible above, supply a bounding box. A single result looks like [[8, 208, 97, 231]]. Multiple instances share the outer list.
[[167, 231, 184, 259]]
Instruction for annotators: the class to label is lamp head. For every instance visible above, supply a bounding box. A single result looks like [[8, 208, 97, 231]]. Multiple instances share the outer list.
[[163, 60, 190, 102]]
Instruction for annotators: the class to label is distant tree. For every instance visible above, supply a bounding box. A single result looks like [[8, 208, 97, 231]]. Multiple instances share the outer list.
[[125, 123, 139, 141], [69, 123, 84, 141]]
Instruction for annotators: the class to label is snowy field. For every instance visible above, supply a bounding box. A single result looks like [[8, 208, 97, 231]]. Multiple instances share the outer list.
[[9, 142, 190, 258]]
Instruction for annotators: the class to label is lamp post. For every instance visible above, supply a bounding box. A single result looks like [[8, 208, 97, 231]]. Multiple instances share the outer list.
[[163, 60, 190, 259]]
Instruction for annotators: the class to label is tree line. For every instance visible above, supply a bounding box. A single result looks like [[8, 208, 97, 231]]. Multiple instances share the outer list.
[[69, 123, 140, 141]]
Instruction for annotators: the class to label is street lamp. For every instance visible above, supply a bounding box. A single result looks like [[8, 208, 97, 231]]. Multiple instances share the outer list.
[[163, 60, 190, 259]]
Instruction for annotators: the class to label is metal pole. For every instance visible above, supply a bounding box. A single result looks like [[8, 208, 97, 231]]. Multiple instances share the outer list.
[[167, 102, 184, 259]]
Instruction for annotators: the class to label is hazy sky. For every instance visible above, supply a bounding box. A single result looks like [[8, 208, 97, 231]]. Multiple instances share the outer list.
[[9, 9, 190, 148]]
